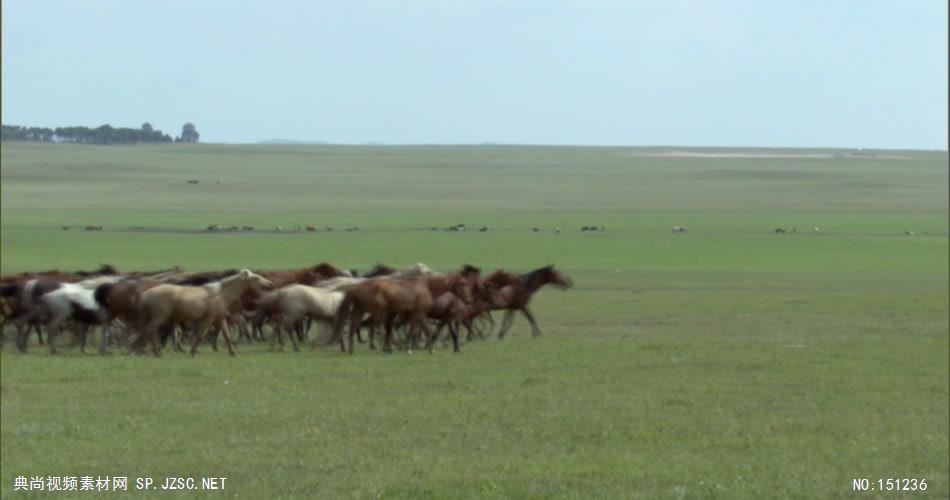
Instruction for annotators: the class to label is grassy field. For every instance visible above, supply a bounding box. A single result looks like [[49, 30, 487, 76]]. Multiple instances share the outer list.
[[1, 143, 947, 498]]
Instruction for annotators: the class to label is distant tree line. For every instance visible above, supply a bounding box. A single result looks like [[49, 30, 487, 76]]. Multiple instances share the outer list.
[[0, 122, 199, 144]]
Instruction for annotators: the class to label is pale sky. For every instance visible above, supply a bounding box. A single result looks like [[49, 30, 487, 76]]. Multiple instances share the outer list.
[[2, 0, 947, 148]]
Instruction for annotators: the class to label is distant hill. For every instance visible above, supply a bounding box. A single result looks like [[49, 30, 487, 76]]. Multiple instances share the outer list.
[[257, 138, 330, 145]]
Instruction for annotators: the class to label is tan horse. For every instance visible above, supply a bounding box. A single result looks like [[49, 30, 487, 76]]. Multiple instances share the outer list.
[[136, 269, 274, 356]]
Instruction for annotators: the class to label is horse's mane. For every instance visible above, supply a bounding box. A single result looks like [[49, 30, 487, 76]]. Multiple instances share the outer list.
[[486, 269, 521, 286], [460, 264, 481, 276], [524, 265, 555, 284], [393, 263, 433, 279], [309, 262, 345, 278], [76, 264, 119, 277], [172, 269, 239, 286], [363, 263, 397, 278]]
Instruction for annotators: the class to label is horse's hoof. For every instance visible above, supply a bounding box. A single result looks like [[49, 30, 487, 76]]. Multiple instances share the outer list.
[[99, 350, 112, 356]]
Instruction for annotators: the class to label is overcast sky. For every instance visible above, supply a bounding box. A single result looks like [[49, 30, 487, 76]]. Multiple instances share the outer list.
[[2, 0, 946, 148]]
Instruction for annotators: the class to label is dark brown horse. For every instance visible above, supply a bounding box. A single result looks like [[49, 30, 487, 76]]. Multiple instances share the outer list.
[[485, 265, 572, 338], [425, 274, 503, 352]]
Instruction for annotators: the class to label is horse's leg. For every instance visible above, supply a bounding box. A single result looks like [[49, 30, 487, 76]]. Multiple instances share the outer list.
[[252, 312, 265, 341], [78, 324, 90, 353], [287, 318, 300, 352], [522, 306, 542, 337], [14, 315, 32, 352], [475, 311, 494, 339], [146, 319, 164, 357], [272, 319, 284, 350], [302, 318, 312, 341], [346, 315, 356, 354], [209, 322, 220, 352], [497, 310, 515, 339], [47, 321, 60, 354], [35, 322, 45, 345], [426, 321, 446, 351], [219, 320, 236, 357], [236, 315, 251, 342], [450, 320, 461, 352], [172, 322, 186, 353], [99, 316, 112, 355], [190, 321, 207, 356], [417, 315, 434, 355]]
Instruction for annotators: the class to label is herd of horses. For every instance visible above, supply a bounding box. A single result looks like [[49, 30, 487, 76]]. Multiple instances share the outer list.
[[0, 262, 572, 357]]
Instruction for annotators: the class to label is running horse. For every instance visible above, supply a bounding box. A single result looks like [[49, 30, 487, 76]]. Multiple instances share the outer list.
[[485, 265, 572, 338], [135, 269, 274, 356]]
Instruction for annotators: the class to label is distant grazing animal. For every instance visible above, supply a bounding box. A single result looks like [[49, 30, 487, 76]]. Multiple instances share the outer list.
[[774, 228, 786, 234], [672, 226, 688, 233], [555, 228, 561, 234], [813, 227, 820, 234], [904, 230, 914, 236], [533, 227, 540, 232], [275, 226, 283, 232], [227, 226, 239, 232], [600, 226, 605, 231], [206, 225, 222, 232], [479, 226, 489, 232], [325, 226, 334, 231], [62, 226, 70, 231], [241, 226, 255, 232], [345, 227, 359, 232], [187, 179, 199, 184], [306, 226, 317, 232], [84, 225, 103, 231]]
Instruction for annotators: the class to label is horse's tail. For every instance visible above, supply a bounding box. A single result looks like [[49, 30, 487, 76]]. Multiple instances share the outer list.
[[328, 292, 353, 345]]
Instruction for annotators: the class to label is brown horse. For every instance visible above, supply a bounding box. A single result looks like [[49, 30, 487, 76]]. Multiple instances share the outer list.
[[425, 276, 503, 352], [331, 265, 481, 353], [332, 277, 433, 354], [485, 265, 572, 338], [136, 269, 274, 356]]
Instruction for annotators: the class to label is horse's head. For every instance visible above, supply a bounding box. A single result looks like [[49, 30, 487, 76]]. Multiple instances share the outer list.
[[542, 265, 573, 290], [240, 269, 275, 291], [445, 273, 475, 304]]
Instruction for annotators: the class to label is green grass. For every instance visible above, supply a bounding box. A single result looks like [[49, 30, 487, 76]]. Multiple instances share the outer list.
[[1, 143, 947, 498]]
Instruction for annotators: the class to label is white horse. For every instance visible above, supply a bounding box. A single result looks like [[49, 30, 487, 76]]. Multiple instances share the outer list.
[[258, 284, 344, 351], [40, 276, 122, 354]]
